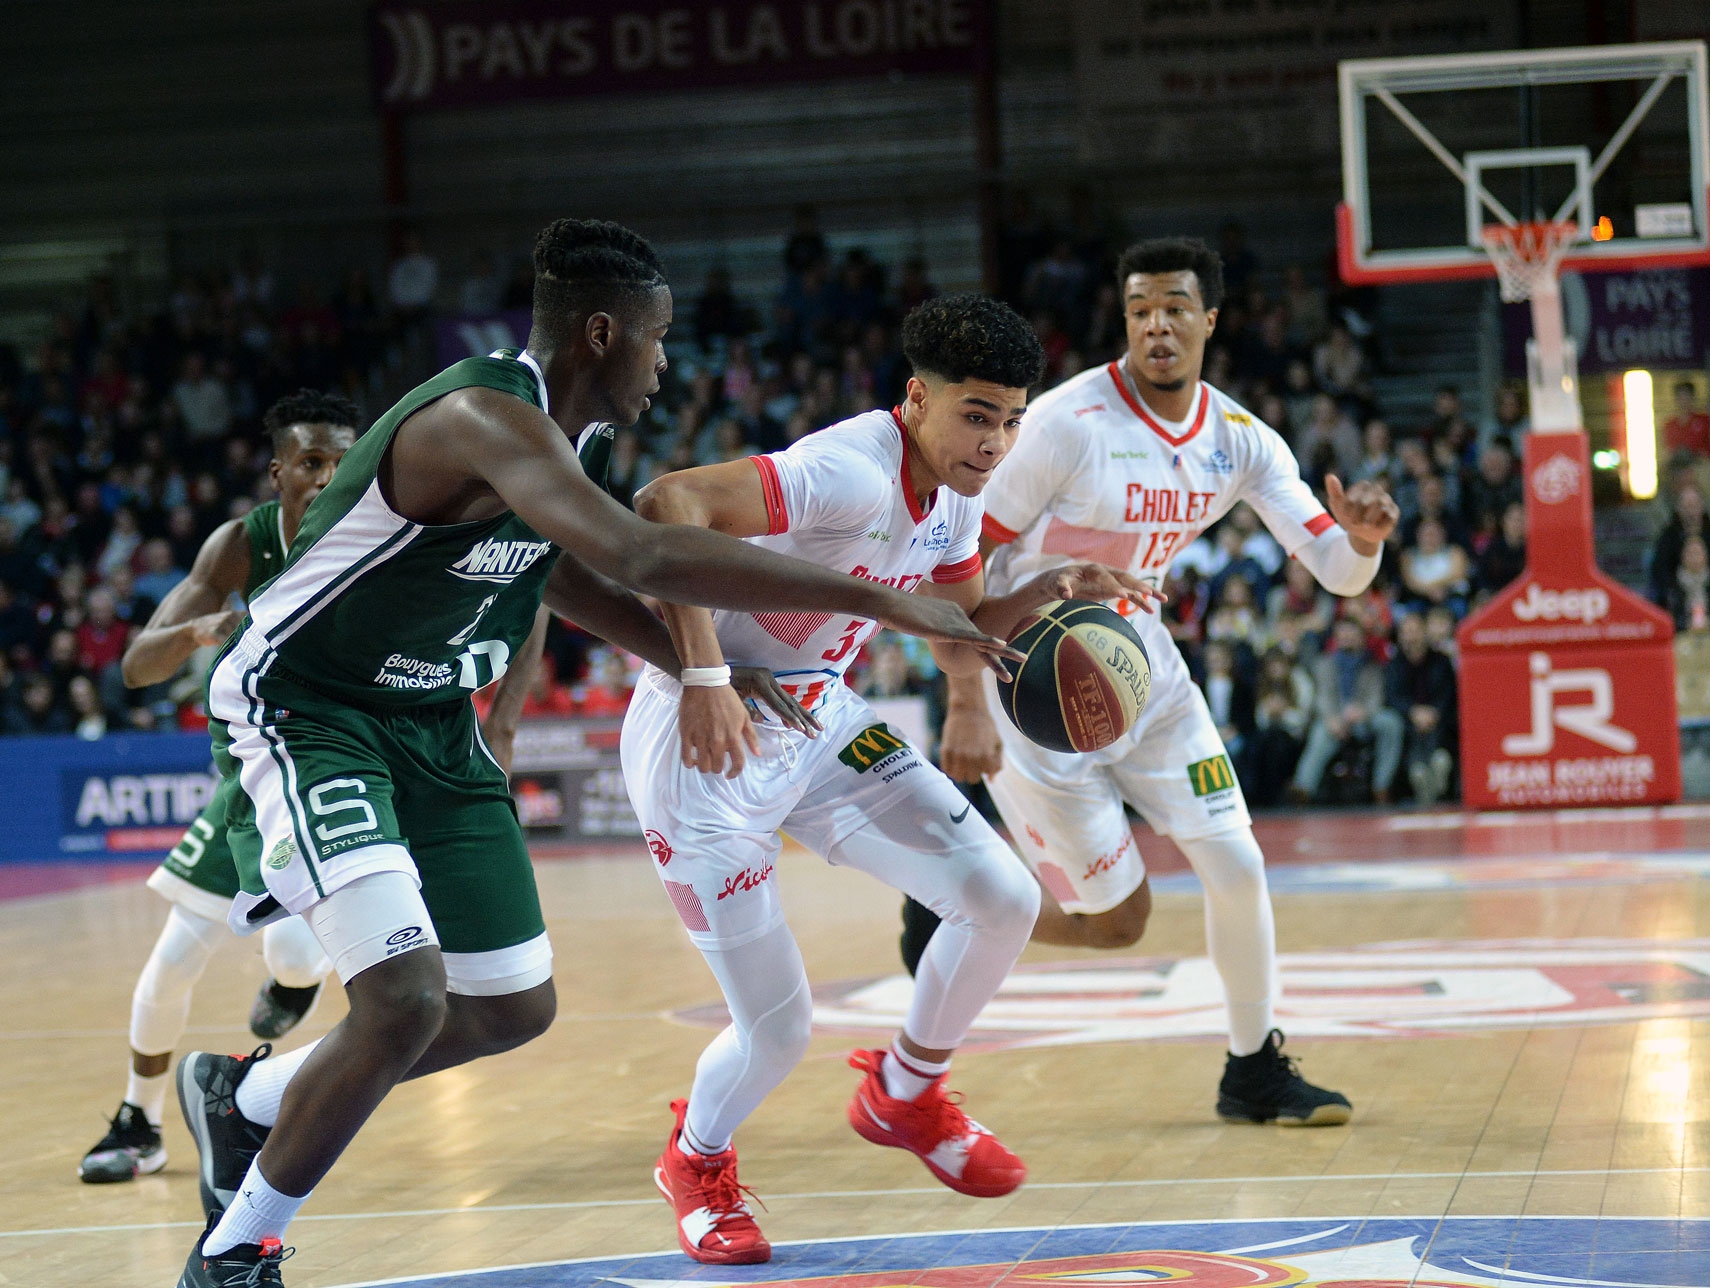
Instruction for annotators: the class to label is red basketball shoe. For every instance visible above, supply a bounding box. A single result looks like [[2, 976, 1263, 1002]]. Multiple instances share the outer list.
[[653, 1099, 770, 1265], [845, 1049, 1026, 1197]]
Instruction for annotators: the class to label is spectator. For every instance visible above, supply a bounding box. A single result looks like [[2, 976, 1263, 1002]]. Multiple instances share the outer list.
[[1266, 558, 1333, 658], [1477, 500, 1527, 594], [1244, 647, 1314, 806], [1227, 502, 1284, 581], [1201, 639, 1255, 772], [895, 256, 937, 316], [1484, 385, 1529, 446], [0, 580, 32, 655], [1022, 239, 1092, 328], [1239, 306, 1296, 389], [1312, 322, 1368, 402], [134, 538, 187, 604], [575, 646, 635, 717], [1461, 440, 1522, 544], [1291, 616, 1405, 804], [1386, 612, 1457, 804], [104, 565, 153, 626], [1282, 263, 1327, 347], [1663, 380, 1710, 460], [1424, 603, 1459, 663], [1425, 384, 1476, 462], [76, 586, 128, 674], [694, 268, 753, 349], [783, 204, 828, 278], [1218, 221, 1259, 300], [1404, 472, 1464, 547], [171, 352, 232, 444], [1296, 393, 1361, 485], [1352, 417, 1393, 485], [5, 672, 70, 735], [1205, 569, 1262, 655], [1649, 483, 1710, 607], [858, 639, 928, 699], [1401, 517, 1470, 615], [1669, 535, 1710, 632], [96, 505, 143, 581], [68, 673, 107, 740], [387, 229, 440, 315]]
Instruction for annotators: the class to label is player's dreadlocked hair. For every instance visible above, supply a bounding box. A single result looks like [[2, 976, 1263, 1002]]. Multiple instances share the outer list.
[[901, 294, 1045, 390], [1115, 237, 1225, 311], [531, 218, 668, 347], [262, 389, 360, 453]]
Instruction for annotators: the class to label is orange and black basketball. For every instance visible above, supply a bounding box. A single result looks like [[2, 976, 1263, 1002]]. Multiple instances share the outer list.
[[995, 600, 1151, 754]]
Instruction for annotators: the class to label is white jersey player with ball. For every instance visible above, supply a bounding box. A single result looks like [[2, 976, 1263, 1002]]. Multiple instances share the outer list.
[[625, 295, 1154, 1266], [920, 238, 1398, 1127]]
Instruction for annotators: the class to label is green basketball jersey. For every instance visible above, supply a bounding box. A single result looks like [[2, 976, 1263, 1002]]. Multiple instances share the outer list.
[[227, 350, 572, 708], [241, 499, 287, 599]]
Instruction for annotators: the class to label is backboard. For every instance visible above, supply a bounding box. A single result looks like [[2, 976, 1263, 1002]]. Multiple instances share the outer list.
[[1338, 42, 1710, 285]]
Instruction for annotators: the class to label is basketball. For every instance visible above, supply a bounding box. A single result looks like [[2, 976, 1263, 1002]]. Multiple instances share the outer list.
[[995, 600, 1151, 754]]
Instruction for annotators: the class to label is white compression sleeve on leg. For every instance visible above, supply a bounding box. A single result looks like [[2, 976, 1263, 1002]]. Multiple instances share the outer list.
[[1176, 831, 1276, 1057], [301, 870, 438, 985], [1292, 526, 1382, 598], [130, 905, 225, 1056], [684, 921, 814, 1153], [261, 916, 332, 989]]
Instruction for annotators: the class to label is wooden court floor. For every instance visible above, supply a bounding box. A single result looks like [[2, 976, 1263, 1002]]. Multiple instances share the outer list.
[[4, 806, 1710, 1286]]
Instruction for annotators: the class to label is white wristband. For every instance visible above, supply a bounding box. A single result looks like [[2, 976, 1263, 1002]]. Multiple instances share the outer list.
[[679, 665, 732, 688]]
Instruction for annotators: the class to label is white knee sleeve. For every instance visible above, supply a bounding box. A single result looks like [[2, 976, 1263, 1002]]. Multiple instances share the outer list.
[[685, 923, 814, 1151], [130, 905, 224, 1056], [301, 871, 439, 985], [261, 917, 332, 989], [1176, 830, 1277, 1057]]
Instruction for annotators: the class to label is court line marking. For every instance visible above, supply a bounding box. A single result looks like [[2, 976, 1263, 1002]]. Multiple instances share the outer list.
[[7, 1167, 1709, 1239], [324, 1213, 1710, 1288]]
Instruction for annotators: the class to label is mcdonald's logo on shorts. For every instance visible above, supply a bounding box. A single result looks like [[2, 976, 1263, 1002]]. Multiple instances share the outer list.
[[837, 723, 910, 773], [1187, 754, 1236, 797]]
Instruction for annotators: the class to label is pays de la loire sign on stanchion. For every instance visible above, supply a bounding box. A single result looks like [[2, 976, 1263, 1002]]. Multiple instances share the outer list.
[[1457, 432, 1680, 808]]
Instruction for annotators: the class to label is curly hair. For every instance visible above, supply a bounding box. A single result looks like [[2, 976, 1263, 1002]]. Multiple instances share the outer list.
[[262, 389, 360, 452], [1115, 237, 1224, 311], [531, 218, 668, 346], [901, 293, 1045, 390]]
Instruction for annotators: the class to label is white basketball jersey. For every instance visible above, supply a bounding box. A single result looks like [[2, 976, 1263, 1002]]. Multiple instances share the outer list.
[[982, 361, 1334, 600], [689, 407, 984, 712]]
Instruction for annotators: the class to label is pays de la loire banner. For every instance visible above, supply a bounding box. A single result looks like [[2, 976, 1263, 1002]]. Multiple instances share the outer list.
[[1457, 434, 1679, 809], [369, 0, 986, 111]]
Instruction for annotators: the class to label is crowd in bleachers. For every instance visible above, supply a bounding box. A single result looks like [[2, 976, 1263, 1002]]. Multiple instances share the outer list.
[[0, 202, 1585, 811]]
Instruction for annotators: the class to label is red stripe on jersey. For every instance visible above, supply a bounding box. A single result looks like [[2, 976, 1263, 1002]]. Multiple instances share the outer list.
[[1041, 517, 1142, 568], [891, 407, 935, 525], [750, 455, 788, 535], [1305, 512, 1336, 537], [932, 553, 982, 585], [1106, 363, 1209, 448], [983, 513, 1020, 544], [752, 610, 834, 649]]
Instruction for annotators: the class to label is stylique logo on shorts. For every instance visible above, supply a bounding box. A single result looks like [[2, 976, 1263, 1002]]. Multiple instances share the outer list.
[[448, 536, 553, 584], [837, 723, 910, 773], [1187, 753, 1236, 797], [717, 862, 774, 901], [645, 829, 674, 866], [386, 926, 423, 946], [265, 837, 297, 870]]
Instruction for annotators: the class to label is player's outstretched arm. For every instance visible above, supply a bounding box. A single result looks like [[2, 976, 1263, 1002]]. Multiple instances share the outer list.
[[119, 520, 249, 688], [1292, 475, 1400, 597], [453, 390, 1018, 656], [480, 605, 549, 777]]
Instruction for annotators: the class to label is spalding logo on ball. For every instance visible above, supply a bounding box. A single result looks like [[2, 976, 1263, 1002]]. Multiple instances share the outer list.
[[996, 600, 1150, 753]]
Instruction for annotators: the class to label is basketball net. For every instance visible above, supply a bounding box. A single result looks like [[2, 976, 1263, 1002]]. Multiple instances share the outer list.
[[1479, 219, 1580, 303]]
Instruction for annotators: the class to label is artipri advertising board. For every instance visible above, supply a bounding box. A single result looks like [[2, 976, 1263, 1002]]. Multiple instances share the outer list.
[[1457, 433, 1679, 808]]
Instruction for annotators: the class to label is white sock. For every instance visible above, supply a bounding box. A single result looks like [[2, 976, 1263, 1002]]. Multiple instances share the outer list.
[[677, 1119, 726, 1157], [202, 1158, 309, 1255], [1177, 831, 1277, 1058], [234, 1040, 320, 1127], [881, 1040, 949, 1103], [125, 1068, 169, 1126]]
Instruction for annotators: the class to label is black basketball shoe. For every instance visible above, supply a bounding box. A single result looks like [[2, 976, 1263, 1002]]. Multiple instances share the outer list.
[[79, 1101, 166, 1183], [900, 897, 942, 977], [1217, 1029, 1352, 1126], [178, 1045, 273, 1217], [249, 979, 322, 1040], [178, 1212, 293, 1287]]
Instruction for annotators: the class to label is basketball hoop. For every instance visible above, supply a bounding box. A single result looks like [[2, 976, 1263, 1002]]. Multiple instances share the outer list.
[[1480, 220, 1581, 302]]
